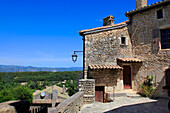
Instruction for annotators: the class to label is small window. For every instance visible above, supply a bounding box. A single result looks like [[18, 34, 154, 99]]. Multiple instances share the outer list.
[[161, 28, 170, 49], [157, 9, 163, 19], [121, 37, 126, 45]]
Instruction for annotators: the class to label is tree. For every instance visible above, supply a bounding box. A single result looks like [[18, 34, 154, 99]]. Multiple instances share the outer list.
[[14, 85, 33, 104], [0, 76, 4, 90], [65, 80, 77, 96]]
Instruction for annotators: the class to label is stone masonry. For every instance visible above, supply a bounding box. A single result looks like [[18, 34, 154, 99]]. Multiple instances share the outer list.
[[79, 79, 95, 104], [88, 68, 123, 102], [126, 0, 170, 97], [83, 24, 132, 78]]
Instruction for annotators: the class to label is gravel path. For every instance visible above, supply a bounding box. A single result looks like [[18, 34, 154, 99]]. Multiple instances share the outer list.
[[79, 97, 169, 113]]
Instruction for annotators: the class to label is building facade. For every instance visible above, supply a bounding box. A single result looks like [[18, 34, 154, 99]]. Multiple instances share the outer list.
[[79, 15, 143, 102], [125, 0, 170, 97], [79, 0, 170, 102]]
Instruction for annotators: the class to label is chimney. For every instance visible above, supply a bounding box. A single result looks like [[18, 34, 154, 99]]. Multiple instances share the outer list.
[[62, 84, 66, 95], [136, 0, 147, 9], [103, 15, 115, 26], [52, 89, 58, 108]]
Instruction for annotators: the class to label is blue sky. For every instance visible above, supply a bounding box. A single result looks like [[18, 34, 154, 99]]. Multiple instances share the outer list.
[[0, 0, 159, 67]]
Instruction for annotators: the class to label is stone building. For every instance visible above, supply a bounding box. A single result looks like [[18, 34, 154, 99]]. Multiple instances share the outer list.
[[125, 0, 170, 97], [79, 0, 170, 102], [79, 15, 143, 102]]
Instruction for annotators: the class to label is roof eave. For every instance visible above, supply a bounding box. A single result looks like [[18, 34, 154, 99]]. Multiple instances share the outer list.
[[125, 0, 170, 16], [79, 24, 127, 36]]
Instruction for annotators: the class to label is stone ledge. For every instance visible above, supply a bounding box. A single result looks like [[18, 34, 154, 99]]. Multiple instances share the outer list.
[[79, 79, 95, 82], [49, 91, 84, 113], [83, 95, 95, 97]]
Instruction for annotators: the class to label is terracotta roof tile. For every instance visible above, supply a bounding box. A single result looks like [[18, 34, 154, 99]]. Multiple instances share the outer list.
[[125, 0, 170, 16], [79, 20, 128, 33], [89, 64, 123, 70], [117, 58, 142, 63]]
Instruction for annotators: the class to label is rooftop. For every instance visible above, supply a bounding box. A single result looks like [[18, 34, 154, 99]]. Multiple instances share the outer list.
[[89, 64, 123, 70], [125, 0, 170, 16], [117, 58, 142, 63], [79, 20, 128, 35], [33, 85, 69, 99]]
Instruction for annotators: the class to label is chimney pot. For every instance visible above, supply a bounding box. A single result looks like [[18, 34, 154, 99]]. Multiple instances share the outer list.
[[136, 0, 147, 9], [103, 15, 115, 26]]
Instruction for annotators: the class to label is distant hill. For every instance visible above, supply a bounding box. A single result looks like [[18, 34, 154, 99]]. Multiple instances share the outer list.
[[0, 65, 82, 72]]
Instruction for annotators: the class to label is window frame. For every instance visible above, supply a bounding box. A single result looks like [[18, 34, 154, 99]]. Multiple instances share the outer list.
[[160, 28, 170, 49], [121, 37, 126, 45], [156, 9, 164, 20]]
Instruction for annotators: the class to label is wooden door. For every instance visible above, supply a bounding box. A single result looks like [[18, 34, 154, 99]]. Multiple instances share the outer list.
[[123, 66, 131, 89], [95, 86, 104, 102]]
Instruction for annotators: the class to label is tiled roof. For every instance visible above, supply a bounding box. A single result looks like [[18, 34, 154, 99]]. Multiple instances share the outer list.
[[125, 0, 170, 16], [89, 64, 123, 70], [117, 58, 142, 63], [79, 20, 128, 34], [33, 85, 69, 99]]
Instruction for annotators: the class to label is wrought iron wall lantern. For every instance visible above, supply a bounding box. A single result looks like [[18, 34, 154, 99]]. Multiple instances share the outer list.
[[72, 51, 83, 63]]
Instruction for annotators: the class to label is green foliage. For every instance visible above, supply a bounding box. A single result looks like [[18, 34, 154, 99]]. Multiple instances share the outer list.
[[0, 75, 5, 90], [0, 84, 33, 103], [65, 80, 78, 96], [0, 89, 14, 103], [0, 71, 82, 83], [141, 75, 155, 97], [0, 71, 82, 103], [14, 85, 33, 103]]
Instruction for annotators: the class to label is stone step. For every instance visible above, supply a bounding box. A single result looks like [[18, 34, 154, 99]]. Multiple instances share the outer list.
[[114, 90, 140, 97], [126, 93, 141, 97]]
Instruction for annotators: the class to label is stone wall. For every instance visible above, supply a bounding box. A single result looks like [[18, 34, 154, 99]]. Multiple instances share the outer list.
[[79, 79, 95, 104], [88, 69, 123, 92], [84, 26, 132, 78], [88, 69, 123, 102], [127, 3, 170, 97], [0, 101, 30, 113], [49, 91, 84, 113]]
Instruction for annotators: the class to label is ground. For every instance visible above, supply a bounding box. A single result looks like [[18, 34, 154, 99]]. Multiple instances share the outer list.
[[80, 97, 169, 113]]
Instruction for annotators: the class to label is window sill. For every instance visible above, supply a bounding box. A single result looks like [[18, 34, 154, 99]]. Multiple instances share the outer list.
[[157, 18, 164, 20], [160, 49, 170, 51]]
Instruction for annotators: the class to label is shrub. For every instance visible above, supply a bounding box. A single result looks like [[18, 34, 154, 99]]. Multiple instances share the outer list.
[[141, 75, 155, 98]]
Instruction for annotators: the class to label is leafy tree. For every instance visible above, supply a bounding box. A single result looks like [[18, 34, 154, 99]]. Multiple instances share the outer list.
[[65, 80, 78, 96], [0, 89, 13, 103], [0, 76, 4, 90], [14, 85, 33, 104]]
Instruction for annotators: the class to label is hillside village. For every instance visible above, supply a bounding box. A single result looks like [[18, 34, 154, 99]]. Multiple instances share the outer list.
[[0, 0, 170, 113]]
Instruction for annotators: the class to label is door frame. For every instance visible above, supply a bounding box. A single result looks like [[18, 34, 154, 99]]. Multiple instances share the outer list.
[[95, 86, 104, 103], [123, 65, 132, 89]]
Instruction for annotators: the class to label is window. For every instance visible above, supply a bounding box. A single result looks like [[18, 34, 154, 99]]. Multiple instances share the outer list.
[[121, 37, 126, 45], [161, 28, 170, 49], [157, 9, 163, 19]]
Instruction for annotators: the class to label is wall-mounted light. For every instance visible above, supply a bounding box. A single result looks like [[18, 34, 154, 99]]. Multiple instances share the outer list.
[[72, 51, 83, 63]]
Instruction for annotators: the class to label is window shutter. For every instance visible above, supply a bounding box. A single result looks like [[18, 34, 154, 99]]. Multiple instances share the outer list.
[[126, 38, 129, 45], [152, 28, 160, 51], [118, 37, 121, 45], [152, 28, 159, 39]]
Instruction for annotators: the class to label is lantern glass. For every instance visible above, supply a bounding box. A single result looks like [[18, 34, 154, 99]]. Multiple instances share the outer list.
[[72, 53, 77, 63]]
